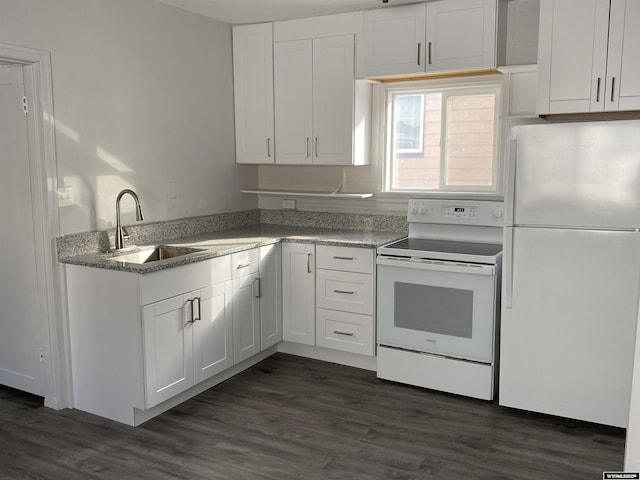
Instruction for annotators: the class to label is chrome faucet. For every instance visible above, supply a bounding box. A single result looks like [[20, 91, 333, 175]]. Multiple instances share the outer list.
[[114, 189, 144, 250]]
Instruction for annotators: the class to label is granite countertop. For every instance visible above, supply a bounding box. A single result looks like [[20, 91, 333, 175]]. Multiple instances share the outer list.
[[59, 224, 405, 274]]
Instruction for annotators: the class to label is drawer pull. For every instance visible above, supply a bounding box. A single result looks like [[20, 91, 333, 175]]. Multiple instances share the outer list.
[[333, 330, 354, 337], [333, 256, 354, 261], [236, 261, 256, 269], [334, 289, 355, 295]]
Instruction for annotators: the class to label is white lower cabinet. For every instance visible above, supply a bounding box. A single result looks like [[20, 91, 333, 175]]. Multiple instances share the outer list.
[[282, 242, 316, 345], [232, 249, 261, 363], [259, 244, 283, 350], [143, 280, 233, 408], [315, 245, 376, 357]]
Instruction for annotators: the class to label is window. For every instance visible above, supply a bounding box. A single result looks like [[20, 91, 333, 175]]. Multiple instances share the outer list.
[[380, 80, 502, 194]]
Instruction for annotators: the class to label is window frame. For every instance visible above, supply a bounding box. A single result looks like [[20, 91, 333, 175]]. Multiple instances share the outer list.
[[373, 75, 506, 198]]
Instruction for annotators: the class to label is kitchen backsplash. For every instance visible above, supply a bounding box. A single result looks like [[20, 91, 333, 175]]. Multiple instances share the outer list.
[[57, 208, 408, 258]]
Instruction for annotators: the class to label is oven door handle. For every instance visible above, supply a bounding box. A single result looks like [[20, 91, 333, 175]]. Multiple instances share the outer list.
[[377, 256, 495, 276]]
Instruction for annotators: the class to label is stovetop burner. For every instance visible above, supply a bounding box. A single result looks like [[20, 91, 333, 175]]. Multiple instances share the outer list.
[[378, 237, 502, 265]]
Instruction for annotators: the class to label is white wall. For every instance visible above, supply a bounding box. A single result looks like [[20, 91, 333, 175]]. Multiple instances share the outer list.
[[0, 0, 256, 234]]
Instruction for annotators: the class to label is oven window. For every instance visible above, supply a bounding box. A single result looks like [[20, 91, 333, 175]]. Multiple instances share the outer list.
[[394, 283, 473, 338]]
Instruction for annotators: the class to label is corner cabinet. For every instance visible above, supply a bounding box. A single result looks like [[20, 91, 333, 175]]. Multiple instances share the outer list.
[[537, 0, 640, 115], [274, 35, 370, 165], [363, 0, 497, 77], [232, 23, 275, 164]]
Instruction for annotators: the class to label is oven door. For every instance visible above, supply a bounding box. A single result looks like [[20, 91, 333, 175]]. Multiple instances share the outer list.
[[377, 256, 497, 363]]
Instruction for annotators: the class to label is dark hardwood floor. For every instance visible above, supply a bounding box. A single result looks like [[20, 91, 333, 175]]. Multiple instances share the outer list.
[[0, 353, 625, 479]]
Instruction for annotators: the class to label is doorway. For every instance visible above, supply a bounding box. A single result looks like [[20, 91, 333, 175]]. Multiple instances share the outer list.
[[0, 44, 69, 409]]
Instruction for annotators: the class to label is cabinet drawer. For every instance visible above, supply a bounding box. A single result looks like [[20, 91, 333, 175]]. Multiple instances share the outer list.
[[141, 256, 231, 306], [232, 248, 259, 278], [316, 309, 374, 356], [316, 269, 373, 315], [316, 245, 374, 274]]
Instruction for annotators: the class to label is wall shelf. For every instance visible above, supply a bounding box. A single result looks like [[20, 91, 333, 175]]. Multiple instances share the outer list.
[[241, 189, 373, 199]]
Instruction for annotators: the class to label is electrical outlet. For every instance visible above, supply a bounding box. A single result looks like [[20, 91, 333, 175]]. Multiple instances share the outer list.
[[282, 199, 296, 210], [58, 186, 74, 207]]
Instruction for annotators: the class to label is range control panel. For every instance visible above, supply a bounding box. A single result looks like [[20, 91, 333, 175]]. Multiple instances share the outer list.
[[407, 199, 504, 226]]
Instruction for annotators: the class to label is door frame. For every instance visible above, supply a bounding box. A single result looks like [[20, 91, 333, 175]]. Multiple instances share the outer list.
[[0, 43, 71, 409]]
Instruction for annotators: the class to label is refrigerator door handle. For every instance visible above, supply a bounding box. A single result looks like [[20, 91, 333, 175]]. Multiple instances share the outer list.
[[504, 139, 517, 227], [504, 226, 514, 309]]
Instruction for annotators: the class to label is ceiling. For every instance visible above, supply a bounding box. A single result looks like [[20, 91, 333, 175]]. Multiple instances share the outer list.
[[155, 0, 420, 24]]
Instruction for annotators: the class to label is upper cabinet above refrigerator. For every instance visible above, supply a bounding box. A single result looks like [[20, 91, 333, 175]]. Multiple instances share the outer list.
[[362, 0, 498, 78], [537, 0, 640, 115]]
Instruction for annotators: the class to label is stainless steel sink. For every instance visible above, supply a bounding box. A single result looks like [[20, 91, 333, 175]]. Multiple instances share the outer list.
[[108, 245, 204, 264]]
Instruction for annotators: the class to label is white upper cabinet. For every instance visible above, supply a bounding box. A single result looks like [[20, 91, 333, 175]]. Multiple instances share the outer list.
[[425, 0, 497, 72], [274, 39, 313, 164], [274, 35, 367, 165], [363, 0, 497, 77], [606, 0, 640, 111], [537, 0, 640, 115], [232, 23, 275, 164], [363, 3, 426, 77]]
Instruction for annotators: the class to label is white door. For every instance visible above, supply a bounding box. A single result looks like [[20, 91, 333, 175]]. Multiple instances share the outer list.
[[312, 35, 354, 165], [274, 39, 313, 164], [259, 244, 282, 350], [606, 0, 640, 111], [282, 243, 315, 345], [500, 227, 640, 428], [193, 281, 233, 383], [0, 65, 47, 396], [232, 273, 261, 363], [142, 294, 194, 408], [232, 23, 275, 164], [425, 0, 497, 72], [536, 0, 610, 114], [362, 3, 426, 77]]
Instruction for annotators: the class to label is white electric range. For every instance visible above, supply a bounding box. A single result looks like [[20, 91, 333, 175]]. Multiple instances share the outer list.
[[376, 199, 504, 400]]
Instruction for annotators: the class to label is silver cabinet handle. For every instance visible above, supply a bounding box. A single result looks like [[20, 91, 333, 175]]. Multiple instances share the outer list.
[[186, 298, 201, 324], [333, 256, 354, 261], [236, 260, 256, 269], [253, 277, 261, 299], [334, 290, 354, 295], [333, 330, 354, 337], [417, 42, 421, 66], [306, 137, 310, 158], [186, 299, 195, 324], [194, 297, 201, 322], [596, 77, 601, 102], [267, 138, 271, 158], [314, 137, 318, 158], [611, 77, 616, 102], [307, 253, 312, 273], [428, 41, 432, 65]]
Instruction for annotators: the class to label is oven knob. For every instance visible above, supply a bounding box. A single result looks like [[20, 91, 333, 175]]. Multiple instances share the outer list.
[[419, 207, 427, 215], [411, 207, 419, 215], [493, 205, 504, 218]]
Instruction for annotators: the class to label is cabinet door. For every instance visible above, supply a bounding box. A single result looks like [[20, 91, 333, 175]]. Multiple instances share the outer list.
[[274, 40, 313, 165], [142, 294, 193, 408], [232, 273, 261, 363], [606, 0, 640, 111], [425, 0, 497, 72], [282, 243, 315, 345], [312, 35, 355, 165], [193, 281, 233, 383], [536, 0, 610, 114], [232, 23, 275, 164], [363, 3, 426, 77], [259, 244, 282, 350]]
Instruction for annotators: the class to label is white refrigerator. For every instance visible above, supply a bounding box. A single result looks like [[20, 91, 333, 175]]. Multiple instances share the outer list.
[[500, 119, 640, 428]]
